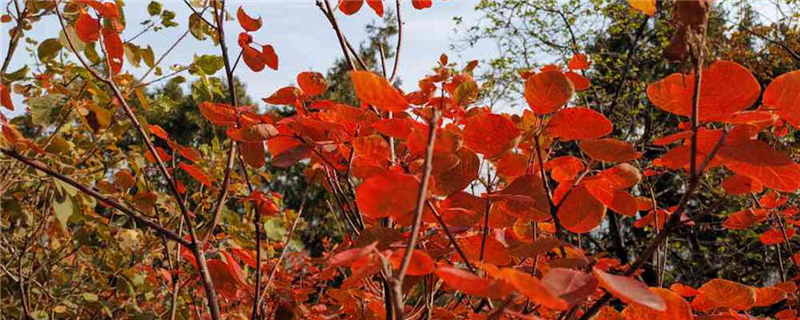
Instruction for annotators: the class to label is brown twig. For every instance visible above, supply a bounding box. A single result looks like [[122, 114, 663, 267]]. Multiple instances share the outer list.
[[389, 0, 403, 83], [391, 109, 440, 320]]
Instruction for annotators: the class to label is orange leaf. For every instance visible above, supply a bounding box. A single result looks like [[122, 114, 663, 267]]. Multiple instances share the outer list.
[[627, 0, 657, 16], [145, 146, 172, 163], [75, 13, 100, 43], [297, 71, 328, 97], [263, 86, 301, 105], [178, 146, 202, 163], [598, 163, 642, 189], [565, 71, 591, 91], [754, 287, 786, 307], [199, 102, 237, 126], [496, 153, 529, 179], [494, 267, 569, 310], [102, 27, 123, 74], [389, 249, 435, 276], [434, 267, 512, 299], [593, 267, 667, 312], [226, 123, 279, 142], [236, 6, 262, 32], [547, 107, 611, 141], [579, 138, 641, 162], [646, 60, 760, 121], [558, 184, 607, 233], [764, 70, 800, 127], [717, 139, 800, 192], [542, 268, 598, 307], [698, 278, 757, 310], [670, 283, 699, 297], [339, 0, 363, 15], [462, 113, 520, 159], [148, 124, 169, 141], [721, 208, 766, 230], [585, 180, 638, 217], [350, 71, 408, 112], [524, 70, 574, 114], [621, 288, 692, 320], [776, 309, 798, 320], [492, 174, 551, 222], [546, 156, 584, 182], [568, 54, 591, 70], [355, 170, 419, 220], [114, 170, 135, 189], [179, 162, 213, 187], [330, 242, 378, 266], [457, 234, 512, 266], [372, 118, 413, 139]]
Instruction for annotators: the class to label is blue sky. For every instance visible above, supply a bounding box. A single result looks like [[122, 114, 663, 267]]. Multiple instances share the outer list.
[[2, 1, 501, 118]]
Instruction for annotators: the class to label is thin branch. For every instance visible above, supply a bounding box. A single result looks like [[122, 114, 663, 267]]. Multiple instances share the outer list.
[[391, 109, 441, 320], [317, 0, 355, 70], [0, 148, 191, 248], [389, 0, 403, 82], [427, 200, 475, 273]]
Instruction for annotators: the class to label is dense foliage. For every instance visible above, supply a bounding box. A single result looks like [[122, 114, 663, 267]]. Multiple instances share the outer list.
[[2, 1, 800, 320]]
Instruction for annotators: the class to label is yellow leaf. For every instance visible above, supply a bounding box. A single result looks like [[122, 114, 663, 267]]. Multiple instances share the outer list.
[[628, 0, 656, 16]]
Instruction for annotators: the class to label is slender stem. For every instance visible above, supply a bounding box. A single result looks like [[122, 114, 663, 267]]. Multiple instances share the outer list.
[[426, 200, 475, 273], [391, 109, 440, 320], [0, 148, 190, 248], [577, 31, 712, 320], [0, 0, 27, 79], [318, 0, 355, 70], [389, 0, 403, 83]]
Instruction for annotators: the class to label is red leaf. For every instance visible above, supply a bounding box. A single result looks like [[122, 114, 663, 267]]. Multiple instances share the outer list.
[[355, 170, 419, 220], [179, 162, 213, 187], [242, 45, 265, 72], [462, 113, 520, 159], [389, 249, 435, 276], [262, 44, 278, 70], [237, 6, 262, 32], [546, 156, 584, 182], [412, 0, 432, 9], [760, 228, 794, 245], [237, 32, 253, 47], [564, 71, 591, 91], [350, 71, 408, 112], [621, 288, 692, 320], [366, 0, 383, 16], [339, 0, 364, 15], [547, 107, 612, 141], [525, 70, 575, 114], [721, 174, 763, 195], [579, 138, 641, 162], [226, 123, 279, 142], [721, 208, 766, 230], [670, 283, 699, 297], [148, 124, 169, 141], [598, 163, 642, 189], [102, 27, 123, 74], [542, 268, 598, 307], [646, 60, 760, 121], [593, 267, 667, 312], [263, 86, 301, 105], [330, 241, 378, 266], [434, 267, 512, 299], [240, 142, 266, 168], [75, 13, 100, 43], [198, 102, 237, 126], [558, 184, 607, 233], [568, 53, 591, 70], [698, 278, 757, 310], [0, 84, 13, 111], [765, 70, 800, 127], [717, 139, 800, 192], [489, 266, 569, 310], [584, 179, 638, 217], [297, 71, 328, 97]]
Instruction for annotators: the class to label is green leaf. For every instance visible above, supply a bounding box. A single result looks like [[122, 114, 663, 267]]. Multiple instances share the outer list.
[[84, 42, 101, 64], [54, 179, 78, 197], [264, 218, 287, 240], [37, 38, 62, 62], [161, 10, 178, 27], [29, 94, 67, 126], [142, 45, 155, 68], [82, 293, 98, 303], [53, 189, 78, 230], [147, 1, 162, 16], [123, 43, 141, 68], [188, 13, 206, 41], [3, 65, 28, 82], [45, 136, 74, 154], [191, 54, 224, 75], [59, 26, 85, 52]]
